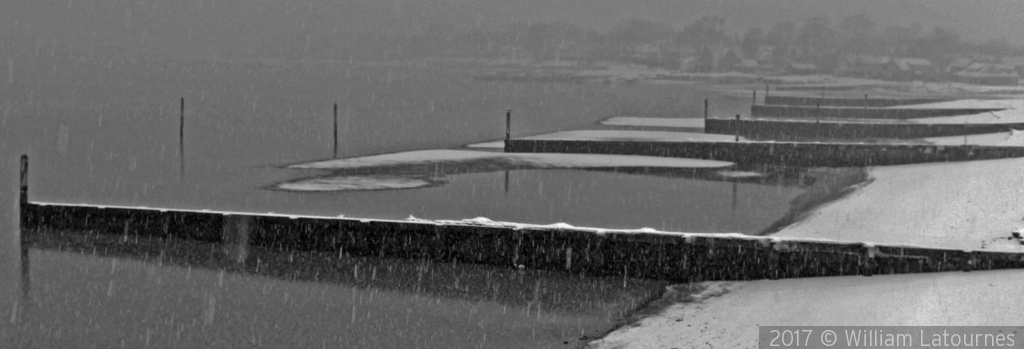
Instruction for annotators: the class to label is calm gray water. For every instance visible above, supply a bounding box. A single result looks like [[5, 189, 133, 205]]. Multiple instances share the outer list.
[[1, 50, 786, 347]]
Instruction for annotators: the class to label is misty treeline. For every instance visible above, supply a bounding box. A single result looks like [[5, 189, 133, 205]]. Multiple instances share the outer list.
[[322, 14, 1022, 70]]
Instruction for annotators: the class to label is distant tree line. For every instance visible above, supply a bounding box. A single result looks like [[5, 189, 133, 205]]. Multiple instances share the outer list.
[[305, 15, 1023, 67]]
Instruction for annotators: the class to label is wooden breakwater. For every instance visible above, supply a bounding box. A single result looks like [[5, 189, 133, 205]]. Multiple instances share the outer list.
[[765, 95, 948, 108], [752, 105, 1003, 120], [504, 139, 1024, 167], [19, 202, 1024, 282], [16, 155, 1024, 283], [706, 118, 1024, 141]]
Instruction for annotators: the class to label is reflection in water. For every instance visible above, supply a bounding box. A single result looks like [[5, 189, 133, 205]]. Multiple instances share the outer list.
[[221, 216, 251, 264], [732, 181, 738, 215], [15, 225, 668, 348], [20, 246, 29, 303]]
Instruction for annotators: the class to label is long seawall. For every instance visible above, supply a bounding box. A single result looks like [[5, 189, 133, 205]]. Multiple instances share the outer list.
[[751, 105, 1003, 119], [504, 139, 1024, 167], [20, 202, 1024, 283], [764, 95, 948, 108], [705, 118, 1024, 141]]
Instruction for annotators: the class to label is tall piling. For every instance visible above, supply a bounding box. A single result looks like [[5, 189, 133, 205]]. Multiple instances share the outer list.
[[333, 103, 339, 158], [19, 154, 28, 207], [504, 108, 512, 153], [704, 99, 709, 120], [179, 97, 185, 178]]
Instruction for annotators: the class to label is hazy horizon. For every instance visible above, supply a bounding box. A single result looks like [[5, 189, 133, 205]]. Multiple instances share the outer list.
[[2, 0, 1021, 60]]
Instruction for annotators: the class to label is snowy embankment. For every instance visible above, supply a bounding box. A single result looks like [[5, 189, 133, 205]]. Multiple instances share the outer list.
[[775, 98, 1024, 251], [589, 270, 1024, 349], [466, 130, 743, 149], [776, 157, 1024, 252], [588, 98, 1024, 349], [917, 82, 1024, 95]]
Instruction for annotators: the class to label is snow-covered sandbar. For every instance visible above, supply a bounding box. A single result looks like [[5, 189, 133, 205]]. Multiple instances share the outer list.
[[290, 149, 734, 170], [277, 176, 443, 192]]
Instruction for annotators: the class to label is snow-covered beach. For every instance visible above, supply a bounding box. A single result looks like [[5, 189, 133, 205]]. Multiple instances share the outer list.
[[589, 270, 1024, 349], [587, 96, 1024, 348]]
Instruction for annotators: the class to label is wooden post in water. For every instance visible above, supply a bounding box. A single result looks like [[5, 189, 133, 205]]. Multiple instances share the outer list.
[[735, 114, 740, 142], [704, 99, 709, 120], [19, 155, 30, 236], [765, 84, 769, 98], [179, 97, 185, 178], [19, 155, 28, 207], [16, 155, 31, 302], [504, 108, 511, 153], [752, 90, 757, 106], [333, 103, 339, 158]]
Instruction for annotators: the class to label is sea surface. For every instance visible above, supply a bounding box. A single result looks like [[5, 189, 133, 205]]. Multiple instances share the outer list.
[[0, 50, 798, 347]]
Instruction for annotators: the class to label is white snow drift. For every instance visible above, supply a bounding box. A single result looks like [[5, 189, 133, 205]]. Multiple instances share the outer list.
[[277, 176, 438, 191], [776, 157, 1024, 252]]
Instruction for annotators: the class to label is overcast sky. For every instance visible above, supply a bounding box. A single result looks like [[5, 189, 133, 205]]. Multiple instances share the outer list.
[[1, 0, 1021, 59]]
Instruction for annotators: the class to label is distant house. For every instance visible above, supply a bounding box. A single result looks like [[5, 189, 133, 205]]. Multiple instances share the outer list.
[[835, 55, 891, 79], [946, 57, 973, 73], [891, 58, 938, 81], [1002, 56, 1024, 76], [953, 63, 1020, 86], [787, 62, 819, 75]]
